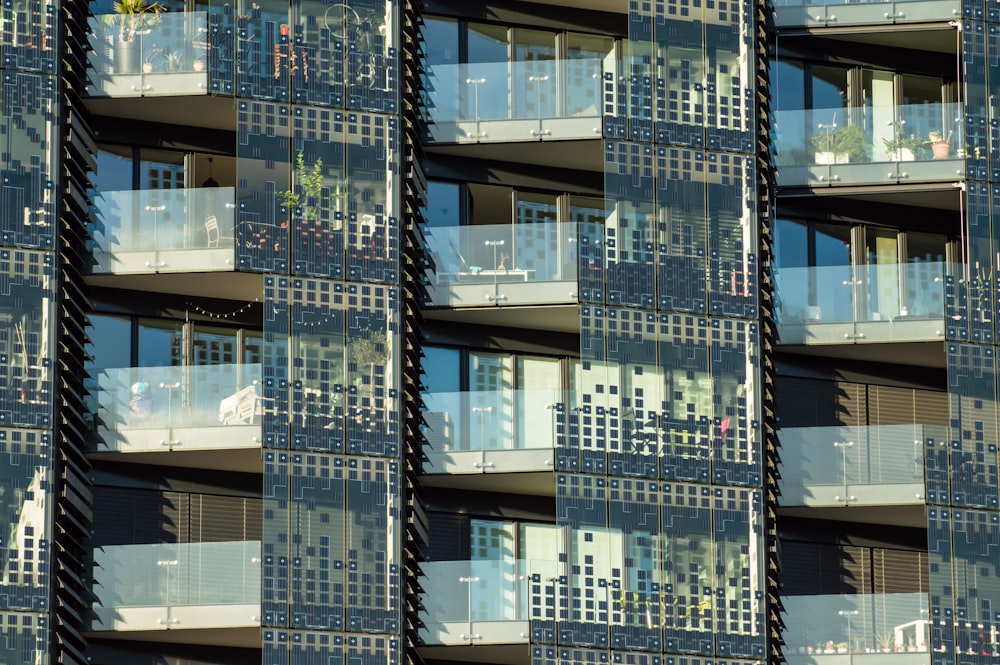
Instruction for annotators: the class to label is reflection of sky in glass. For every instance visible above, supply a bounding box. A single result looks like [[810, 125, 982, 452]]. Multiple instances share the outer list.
[[88, 314, 131, 370], [96, 149, 134, 190], [424, 181, 460, 228]]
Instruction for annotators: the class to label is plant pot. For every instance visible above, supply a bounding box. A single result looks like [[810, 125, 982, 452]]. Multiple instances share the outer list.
[[931, 140, 951, 159], [815, 151, 849, 165], [889, 148, 915, 162], [193, 60, 205, 72], [142, 62, 154, 73], [803, 305, 822, 322], [114, 40, 140, 74]]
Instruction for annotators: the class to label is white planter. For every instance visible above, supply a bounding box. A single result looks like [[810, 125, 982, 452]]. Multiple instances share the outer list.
[[803, 305, 822, 322], [815, 151, 850, 165]]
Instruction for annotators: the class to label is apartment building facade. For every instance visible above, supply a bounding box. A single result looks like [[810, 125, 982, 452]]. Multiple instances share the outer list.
[[0, 0, 993, 663]]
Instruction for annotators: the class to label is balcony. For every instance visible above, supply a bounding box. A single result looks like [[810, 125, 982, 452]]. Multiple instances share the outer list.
[[782, 593, 930, 664], [775, 263, 949, 345], [90, 187, 237, 275], [420, 559, 557, 647], [774, 104, 965, 188], [423, 389, 561, 475], [88, 12, 210, 98], [90, 540, 261, 637], [426, 59, 604, 144], [91, 364, 262, 472], [774, 0, 960, 28], [778, 424, 945, 507], [425, 223, 584, 309]]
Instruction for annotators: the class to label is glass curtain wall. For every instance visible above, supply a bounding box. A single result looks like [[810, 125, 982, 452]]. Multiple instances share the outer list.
[[200, 0, 405, 662], [931, 10, 1000, 654], [0, 0, 59, 659], [544, 0, 764, 660]]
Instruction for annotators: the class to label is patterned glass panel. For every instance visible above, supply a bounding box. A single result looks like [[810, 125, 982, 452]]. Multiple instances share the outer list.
[[0, 248, 55, 428], [1, 72, 57, 249], [0, 611, 47, 665], [0, 428, 50, 612]]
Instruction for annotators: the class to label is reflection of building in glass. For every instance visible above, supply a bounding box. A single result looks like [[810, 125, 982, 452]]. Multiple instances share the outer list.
[[4, 0, 1000, 663]]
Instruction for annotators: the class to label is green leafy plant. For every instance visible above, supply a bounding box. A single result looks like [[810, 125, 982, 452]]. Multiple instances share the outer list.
[[107, 0, 166, 43], [163, 49, 185, 72], [351, 329, 387, 395], [882, 131, 927, 160], [142, 45, 162, 71], [811, 123, 871, 163], [278, 151, 330, 220], [143, 45, 184, 71]]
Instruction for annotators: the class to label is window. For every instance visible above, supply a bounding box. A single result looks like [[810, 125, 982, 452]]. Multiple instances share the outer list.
[[425, 180, 603, 281], [88, 314, 263, 370], [424, 15, 615, 123], [774, 218, 953, 322], [422, 345, 575, 452]]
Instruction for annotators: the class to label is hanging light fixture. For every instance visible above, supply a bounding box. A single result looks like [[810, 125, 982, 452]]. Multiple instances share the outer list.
[[202, 156, 219, 188]]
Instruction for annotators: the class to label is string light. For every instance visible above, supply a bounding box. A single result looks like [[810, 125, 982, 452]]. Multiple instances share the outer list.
[[185, 297, 261, 320], [184, 298, 390, 336]]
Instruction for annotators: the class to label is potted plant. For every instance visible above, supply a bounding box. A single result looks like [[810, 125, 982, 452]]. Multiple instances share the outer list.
[[929, 131, 952, 159], [811, 123, 870, 164], [106, 0, 166, 74], [166, 49, 186, 72], [141, 45, 161, 73], [193, 55, 206, 72], [883, 131, 927, 161]]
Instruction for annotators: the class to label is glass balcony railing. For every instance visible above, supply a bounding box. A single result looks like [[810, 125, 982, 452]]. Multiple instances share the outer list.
[[421, 558, 558, 644], [93, 364, 262, 454], [774, 262, 949, 344], [782, 593, 930, 659], [91, 187, 237, 274], [91, 540, 261, 631], [426, 59, 604, 143], [426, 223, 581, 307], [88, 11, 210, 97], [774, 104, 965, 187], [778, 424, 944, 506], [774, 0, 960, 27], [423, 389, 564, 452]]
